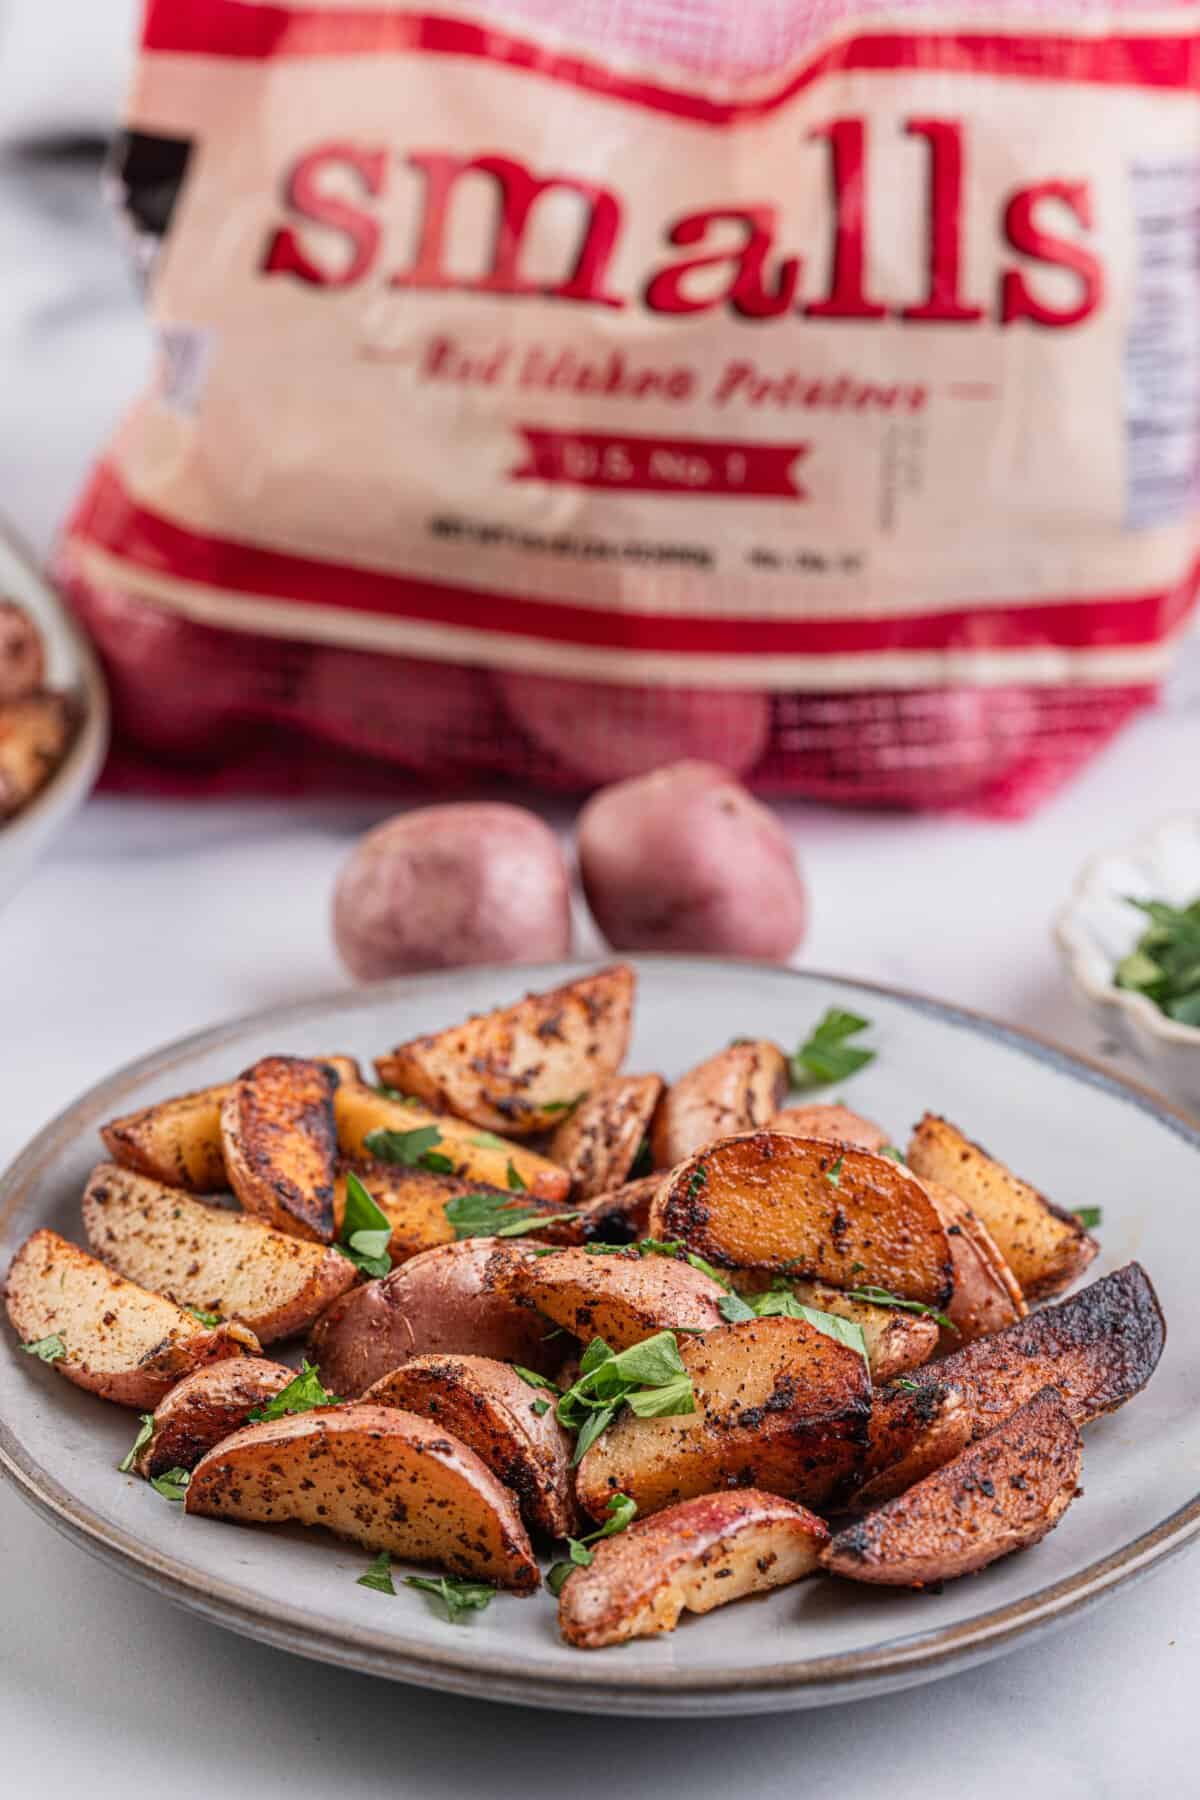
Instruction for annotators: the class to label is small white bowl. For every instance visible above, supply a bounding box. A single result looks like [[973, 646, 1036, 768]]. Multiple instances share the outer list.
[[1055, 814, 1200, 1113]]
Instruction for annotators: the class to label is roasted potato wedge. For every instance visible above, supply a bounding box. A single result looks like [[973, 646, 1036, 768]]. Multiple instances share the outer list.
[[309, 1237, 561, 1397], [908, 1113, 1098, 1300], [185, 1402, 540, 1590], [852, 1379, 972, 1508], [336, 1156, 499, 1260], [221, 1055, 340, 1243], [650, 1132, 954, 1305], [374, 964, 635, 1136], [921, 1177, 1026, 1344], [5, 1229, 259, 1408], [575, 1315, 871, 1520], [133, 1355, 295, 1478], [100, 1083, 229, 1192], [364, 1353, 577, 1538], [0, 691, 75, 819], [734, 1276, 939, 1382], [559, 1489, 830, 1648], [771, 1104, 889, 1153], [572, 1175, 663, 1244], [823, 1387, 1082, 1586], [906, 1261, 1165, 1438], [332, 1077, 570, 1203], [650, 1040, 786, 1168], [81, 1164, 356, 1344], [0, 598, 45, 702], [547, 1074, 663, 1199], [491, 1243, 726, 1351]]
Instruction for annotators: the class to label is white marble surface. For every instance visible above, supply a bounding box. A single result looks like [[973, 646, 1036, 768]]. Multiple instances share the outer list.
[[2, 137, 1199, 1795]]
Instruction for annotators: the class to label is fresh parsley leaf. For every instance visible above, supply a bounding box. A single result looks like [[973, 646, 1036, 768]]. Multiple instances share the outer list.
[[20, 1334, 66, 1362], [531, 1399, 551, 1417], [634, 1239, 732, 1290], [825, 1154, 844, 1188], [1114, 894, 1200, 1026], [372, 1084, 409, 1102], [119, 1412, 155, 1473], [555, 1333, 694, 1462], [740, 1289, 869, 1364], [363, 1125, 445, 1170], [625, 1375, 696, 1417], [790, 1008, 876, 1088], [718, 1291, 757, 1324], [498, 1211, 579, 1238], [629, 1135, 653, 1179], [879, 1145, 906, 1164], [149, 1466, 191, 1502], [547, 1493, 637, 1595], [248, 1360, 342, 1422], [540, 1096, 582, 1116], [894, 1377, 921, 1392], [1075, 1206, 1103, 1230], [422, 1152, 455, 1175], [546, 1560, 577, 1596], [571, 1405, 617, 1464], [842, 1285, 957, 1334], [686, 1164, 708, 1198], [357, 1550, 396, 1594], [186, 1307, 223, 1327], [471, 1131, 509, 1149], [336, 1170, 393, 1276], [443, 1191, 579, 1241], [403, 1575, 496, 1622], [506, 1160, 527, 1193], [513, 1365, 559, 1392]]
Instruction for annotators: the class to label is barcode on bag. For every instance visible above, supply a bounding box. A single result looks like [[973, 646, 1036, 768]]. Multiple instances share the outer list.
[[1125, 159, 1200, 529]]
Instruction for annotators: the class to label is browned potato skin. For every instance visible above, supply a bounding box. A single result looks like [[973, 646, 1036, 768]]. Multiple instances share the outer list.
[[905, 1261, 1165, 1440], [185, 1402, 540, 1590], [221, 1056, 340, 1243], [100, 1084, 229, 1192], [575, 1315, 871, 1521], [81, 1164, 356, 1343], [5, 1229, 259, 1408], [559, 1489, 830, 1648], [0, 692, 75, 818], [547, 1075, 663, 1199], [772, 1104, 889, 1153], [851, 1380, 972, 1508], [375, 964, 635, 1136], [134, 1356, 294, 1478], [571, 1175, 663, 1244], [823, 1387, 1082, 1586], [651, 1132, 954, 1306], [0, 599, 44, 701], [921, 1177, 1026, 1345], [734, 1276, 938, 1382], [650, 1041, 786, 1168], [491, 1242, 726, 1351], [364, 1354, 578, 1538], [908, 1113, 1098, 1301], [309, 1237, 561, 1398]]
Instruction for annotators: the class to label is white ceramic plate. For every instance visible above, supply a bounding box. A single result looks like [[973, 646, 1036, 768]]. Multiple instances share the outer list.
[[0, 959, 1196, 1715]]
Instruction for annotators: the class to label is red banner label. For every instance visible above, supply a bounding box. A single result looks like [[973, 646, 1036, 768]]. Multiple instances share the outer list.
[[511, 427, 806, 497]]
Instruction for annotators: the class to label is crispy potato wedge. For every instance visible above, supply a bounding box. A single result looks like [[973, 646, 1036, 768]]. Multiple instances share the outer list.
[[221, 1056, 340, 1243], [852, 1379, 973, 1508], [906, 1261, 1165, 1439], [364, 1353, 577, 1538], [332, 1078, 570, 1203], [134, 1356, 295, 1478], [734, 1277, 939, 1382], [823, 1387, 1082, 1586], [572, 1175, 663, 1245], [336, 1156, 495, 1259], [547, 1075, 663, 1199], [650, 1132, 954, 1305], [650, 1040, 786, 1168], [908, 1113, 1098, 1300], [100, 1084, 229, 1192], [771, 1104, 889, 1153], [490, 1243, 727, 1350], [309, 1237, 561, 1397], [559, 1489, 830, 1648], [575, 1315, 871, 1520], [374, 964, 635, 1136], [0, 691, 75, 819], [185, 1402, 540, 1590], [5, 1229, 259, 1408], [81, 1163, 356, 1344], [922, 1177, 1026, 1344]]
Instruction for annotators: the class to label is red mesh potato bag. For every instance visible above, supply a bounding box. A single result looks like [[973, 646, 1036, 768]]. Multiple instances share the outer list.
[[59, 0, 1200, 813]]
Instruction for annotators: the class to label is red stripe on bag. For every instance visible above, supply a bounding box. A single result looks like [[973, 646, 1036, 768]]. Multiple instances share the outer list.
[[69, 462, 1200, 659], [140, 3, 1200, 121]]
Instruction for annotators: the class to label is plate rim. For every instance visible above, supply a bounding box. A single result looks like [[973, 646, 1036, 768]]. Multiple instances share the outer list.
[[2, 957, 1198, 1714]]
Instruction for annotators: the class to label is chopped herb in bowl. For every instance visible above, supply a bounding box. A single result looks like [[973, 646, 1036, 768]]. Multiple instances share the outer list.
[[1115, 896, 1200, 1027]]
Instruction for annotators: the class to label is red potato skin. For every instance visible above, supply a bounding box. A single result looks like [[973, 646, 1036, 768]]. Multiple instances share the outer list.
[[772, 1105, 889, 1153], [578, 761, 806, 960], [332, 803, 572, 981], [134, 1357, 295, 1478], [0, 600, 44, 701], [303, 649, 499, 768]]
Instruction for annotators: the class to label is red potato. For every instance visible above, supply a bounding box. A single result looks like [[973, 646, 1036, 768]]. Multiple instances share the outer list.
[[303, 647, 499, 768], [772, 1104, 889, 1153], [332, 803, 572, 981], [497, 673, 771, 785], [578, 761, 806, 959], [0, 600, 44, 701]]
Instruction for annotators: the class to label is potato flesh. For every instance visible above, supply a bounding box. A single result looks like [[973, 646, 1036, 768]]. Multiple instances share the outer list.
[[0, 692, 74, 817], [547, 1074, 663, 1199], [650, 1040, 786, 1168], [221, 1056, 340, 1242], [852, 1380, 973, 1507], [921, 1178, 1025, 1344], [136, 1356, 294, 1478], [492, 1243, 727, 1350], [333, 1081, 570, 1203], [100, 1084, 229, 1192]]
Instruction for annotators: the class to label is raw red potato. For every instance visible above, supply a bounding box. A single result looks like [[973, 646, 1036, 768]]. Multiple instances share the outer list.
[[303, 647, 499, 768]]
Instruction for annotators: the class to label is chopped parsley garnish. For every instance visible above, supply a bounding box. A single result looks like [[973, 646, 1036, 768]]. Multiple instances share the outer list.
[[879, 1145, 906, 1164], [1075, 1206, 1103, 1230], [149, 1466, 191, 1502], [1114, 895, 1200, 1026], [556, 1333, 695, 1465], [790, 1008, 877, 1088], [119, 1412, 155, 1473], [363, 1124, 452, 1177], [373, 1084, 413, 1102], [443, 1192, 579, 1241], [547, 1492, 637, 1596], [403, 1574, 496, 1621], [686, 1164, 708, 1198], [513, 1365, 559, 1392], [248, 1360, 342, 1422], [894, 1377, 921, 1392], [187, 1307, 222, 1327], [471, 1131, 509, 1149], [629, 1136, 653, 1179], [357, 1550, 396, 1594], [717, 1286, 869, 1365], [540, 1096, 583, 1117], [531, 1399, 551, 1417], [506, 1160, 527, 1193], [825, 1155, 845, 1187], [843, 1285, 957, 1334], [20, 1334, 66, 1362], [335, 1170, 393, 1276]]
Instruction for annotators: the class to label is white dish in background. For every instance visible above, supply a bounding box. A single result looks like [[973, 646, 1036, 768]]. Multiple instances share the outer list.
[[0, 523, 108, 906], [1055, 816, 1200, 1115], [0, 959, 1196, 1716]]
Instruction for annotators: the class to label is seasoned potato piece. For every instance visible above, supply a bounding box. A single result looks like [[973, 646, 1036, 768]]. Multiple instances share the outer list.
[[81, 1164, 355, 1344], [650, 1040, 786, 1168], [905, 1261, 1165, 1439], [908, 1113, 1098, 1300], [547, 1075, 663, 1199], [559, 1490, 829, 1648], [332, 1077, 570, 1203], [823, 1387, 1082, 1586], [309, 1238, 561, 1398], [651, 1132, 954, 1305], [575, 1315, 871, 1521], [100, 1083, 229, 1192], [491, 1243, 726, 1350], [572, 1175, 663, 1245], [374, 964, 635, 1136], [852, 1379, 972, 1508], [0, 692, 75, 818], [0, 598, 45, 702], [5, 1229, 259, 1408], [772, 1104, 889, 1153], [921, 1177, 1026, 1344], [185, 1403, 540, 1590], [221, 1056, 340, 1242], [134, 1356, 294, 1478], [364, 1354, 577, 1538], [735, 1277, 938, 1382]]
